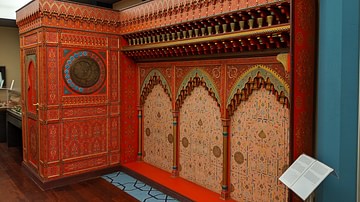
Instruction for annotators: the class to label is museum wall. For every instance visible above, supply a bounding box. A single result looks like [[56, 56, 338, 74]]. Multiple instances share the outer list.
[[0, 26, 21, 91]]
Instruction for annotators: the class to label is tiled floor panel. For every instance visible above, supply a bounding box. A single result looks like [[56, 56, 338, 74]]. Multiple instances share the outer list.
[[103, 171, 179, 202]]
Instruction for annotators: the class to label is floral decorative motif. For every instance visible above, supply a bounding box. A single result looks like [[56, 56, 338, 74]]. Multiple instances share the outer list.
[[234, 152, 244, 165], [230, 88, 290, 201], [30, 124, 38, 164], [63, 118, 107, 159], [143, 84, 173, 173], [167, 134, 173, 144], [179, 86, 222, 193], [182, 137, 189, 148], [212, 146, 221, 158]]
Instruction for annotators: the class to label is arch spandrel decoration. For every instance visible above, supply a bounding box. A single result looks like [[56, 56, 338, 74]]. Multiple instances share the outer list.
[[176, 68, 220, 110], [140, 69, 172, 106], [227, 65, 290, 116]]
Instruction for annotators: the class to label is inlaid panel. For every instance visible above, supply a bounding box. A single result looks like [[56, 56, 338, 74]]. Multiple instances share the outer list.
[[230, 88, 290, 201], [62, 118, 107, 160], [143, 84, 173, 173], [179, 86, 223, 193]]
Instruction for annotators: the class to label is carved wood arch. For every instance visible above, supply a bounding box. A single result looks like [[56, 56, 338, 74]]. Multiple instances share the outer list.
[[140, 72, 172, 106], [175, 72, 220, 110], [227, 72, 290, 116]]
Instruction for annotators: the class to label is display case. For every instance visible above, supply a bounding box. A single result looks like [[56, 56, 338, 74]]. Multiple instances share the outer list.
[[0, 89, 21, 112], [0, 89, 21, 144], [7, 90, 21, 115], [0, 88, 9, 109]]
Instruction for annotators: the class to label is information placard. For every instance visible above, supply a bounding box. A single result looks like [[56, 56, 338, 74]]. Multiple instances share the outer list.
[[279, 154, 334, 200]]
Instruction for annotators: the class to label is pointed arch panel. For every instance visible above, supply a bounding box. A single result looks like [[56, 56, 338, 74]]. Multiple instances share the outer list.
[[230, 87, 290, 201], [140, 69, 172, 106], [143, 84, 173, 172], [176, 69, 220, 110], [179, 85, 223, 193], [227, 65, 290, 116]]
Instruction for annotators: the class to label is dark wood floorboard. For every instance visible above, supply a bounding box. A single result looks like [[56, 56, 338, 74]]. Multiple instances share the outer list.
[[0, 143, 138, 202]]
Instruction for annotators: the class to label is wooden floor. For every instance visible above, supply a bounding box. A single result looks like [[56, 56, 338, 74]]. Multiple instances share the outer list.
[[0, 143, 138, 202]]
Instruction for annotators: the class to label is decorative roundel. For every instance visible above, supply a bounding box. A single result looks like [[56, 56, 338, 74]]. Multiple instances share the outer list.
[[63, 51, 106, 94]]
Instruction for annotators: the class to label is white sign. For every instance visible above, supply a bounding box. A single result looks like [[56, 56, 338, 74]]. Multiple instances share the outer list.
[[279, 154, 334, 201]]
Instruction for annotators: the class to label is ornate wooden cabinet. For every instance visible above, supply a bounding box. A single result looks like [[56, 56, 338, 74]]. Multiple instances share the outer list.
[[17, 0, 123, 187]]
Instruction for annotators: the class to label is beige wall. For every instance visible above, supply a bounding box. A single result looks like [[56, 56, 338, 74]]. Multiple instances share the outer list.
[[0, 26, 20, 92]]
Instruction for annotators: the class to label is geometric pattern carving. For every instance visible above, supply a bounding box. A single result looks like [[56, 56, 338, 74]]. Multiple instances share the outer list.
[[179, 86, 223, 193], [119, 0, 287, 34], [61, 33, 107, 47], [63, 106, 107, 118], [62, 95, 107, 105], [47, 47, 58, 105], [176, 70, 220, 110], [143, 84, 173, 173], [230, 88, 290, 201], [120, 57, 138, 163], [63, 156, 108, 174], [29, 124, 38, 165], [24, 33, 38, 46], [48, 124, 60, 162], [227, 67, 290, 116], [140, 70, 172, 106], [63, 118, 107, 159]]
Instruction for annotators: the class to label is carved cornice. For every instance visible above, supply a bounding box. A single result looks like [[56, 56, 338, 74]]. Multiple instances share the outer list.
[[122, 24, 290, 60], [119, 0, 290, 34], [121, 1, 290, 60], [16, 0, 40, 23], [123, 24, 289, 51], [16, 0, 121, 33]]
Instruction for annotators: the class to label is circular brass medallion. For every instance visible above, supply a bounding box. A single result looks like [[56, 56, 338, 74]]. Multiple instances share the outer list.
[[234, 151, 244, 165], [182, 137, 189, 148], [212, 146, 221, 158], [63, 51, 106, 94], [70, 57, 100, 88]]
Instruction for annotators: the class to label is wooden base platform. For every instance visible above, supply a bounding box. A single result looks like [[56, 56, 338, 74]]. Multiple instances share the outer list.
[[122, 161, 236, 202]]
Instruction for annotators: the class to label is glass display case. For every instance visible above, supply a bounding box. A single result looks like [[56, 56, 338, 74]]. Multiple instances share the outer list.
[[8, 90, 21, 115], [0, 89, 21, 114], [0, 88, 9, 109]]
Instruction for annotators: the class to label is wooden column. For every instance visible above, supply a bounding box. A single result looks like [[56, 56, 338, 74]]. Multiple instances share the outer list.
[[137, 106, 143, 161], [172, 110, 179, 176], [221, 118, 230, 199]]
